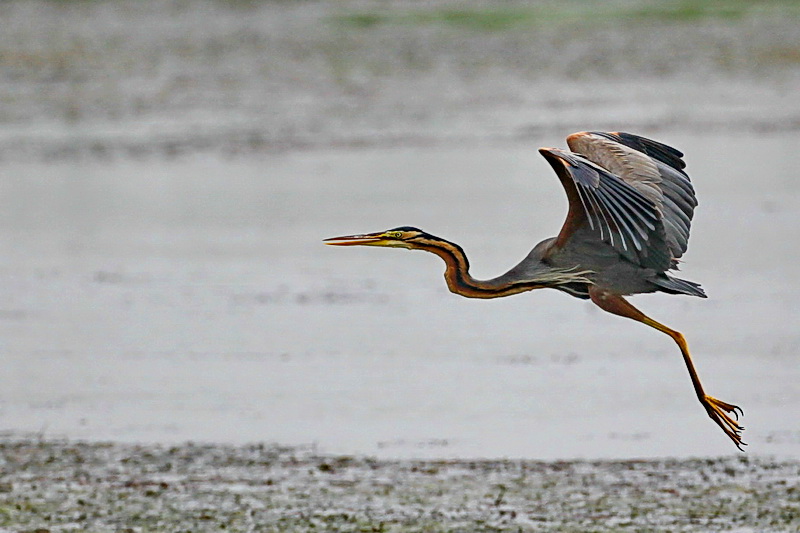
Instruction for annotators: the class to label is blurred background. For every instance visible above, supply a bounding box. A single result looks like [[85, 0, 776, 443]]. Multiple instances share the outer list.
[[0, 0, 799, 460]]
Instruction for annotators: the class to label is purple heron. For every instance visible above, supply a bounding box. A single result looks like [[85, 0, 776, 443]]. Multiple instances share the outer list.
[[325, 131, 744, 450]]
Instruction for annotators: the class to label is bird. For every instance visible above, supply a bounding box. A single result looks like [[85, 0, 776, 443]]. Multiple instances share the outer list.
[[324, 131, 744, 450]]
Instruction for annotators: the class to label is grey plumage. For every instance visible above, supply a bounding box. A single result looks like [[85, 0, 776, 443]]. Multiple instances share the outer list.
[[538, 131, 703, 298], [325, 130, 745, 449]]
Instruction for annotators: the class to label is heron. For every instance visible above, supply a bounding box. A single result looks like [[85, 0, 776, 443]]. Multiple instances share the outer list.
[[325, 131, 744, 450]]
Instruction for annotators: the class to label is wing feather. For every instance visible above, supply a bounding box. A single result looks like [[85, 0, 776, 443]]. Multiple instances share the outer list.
[[596, 187, 649, 245], [594, 187, 643, 250], [593, 131, 687, 174], [539, 147, 669, 269], [602, 173, 659, 229], [565, 131, 699, 267], [579, 181, 614, 244], [659, 176, 695, 209]]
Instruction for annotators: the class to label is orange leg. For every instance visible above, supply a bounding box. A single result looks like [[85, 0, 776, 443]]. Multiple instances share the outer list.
[[589, 286, 745, 450]]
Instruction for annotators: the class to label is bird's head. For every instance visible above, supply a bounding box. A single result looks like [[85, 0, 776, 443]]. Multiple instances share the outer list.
[[324, 226, 428, 249]]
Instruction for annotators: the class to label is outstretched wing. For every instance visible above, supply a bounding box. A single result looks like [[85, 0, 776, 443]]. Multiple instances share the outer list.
[[566, 131, 698, 266], [585, 131, 687, 175], [539, 146, 671, 270]]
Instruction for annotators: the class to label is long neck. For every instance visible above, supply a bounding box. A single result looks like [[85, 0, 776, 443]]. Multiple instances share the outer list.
[[415, 238, 548, 299]]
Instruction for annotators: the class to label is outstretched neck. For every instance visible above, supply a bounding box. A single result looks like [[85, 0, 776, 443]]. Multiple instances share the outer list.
[[415, 237, 546, 299]]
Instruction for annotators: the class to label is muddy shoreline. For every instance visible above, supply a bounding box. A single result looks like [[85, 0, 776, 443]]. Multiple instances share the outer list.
[[1, 1, 800, 530], [1, 438, 798, 531], [1, 1, 799, 162]]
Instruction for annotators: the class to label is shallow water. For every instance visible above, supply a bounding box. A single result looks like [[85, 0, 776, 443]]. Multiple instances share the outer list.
[[1, 131, 798, 460]]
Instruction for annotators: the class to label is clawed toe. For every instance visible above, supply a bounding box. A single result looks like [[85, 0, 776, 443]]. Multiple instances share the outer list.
[[703, 395, 746, 450]]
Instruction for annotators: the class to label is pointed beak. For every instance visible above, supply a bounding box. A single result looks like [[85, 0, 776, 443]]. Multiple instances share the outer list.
[[323, 232, 387, 246]]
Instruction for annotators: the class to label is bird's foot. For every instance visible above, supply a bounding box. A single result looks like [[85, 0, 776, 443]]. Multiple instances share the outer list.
[[702, 395, 746, 451]]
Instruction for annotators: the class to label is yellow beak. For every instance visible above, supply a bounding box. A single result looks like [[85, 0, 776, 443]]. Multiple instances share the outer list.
[[323, 232, 388, 246]]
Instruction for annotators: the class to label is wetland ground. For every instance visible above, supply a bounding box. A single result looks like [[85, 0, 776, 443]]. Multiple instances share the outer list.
[[1, 0, 799, 530]]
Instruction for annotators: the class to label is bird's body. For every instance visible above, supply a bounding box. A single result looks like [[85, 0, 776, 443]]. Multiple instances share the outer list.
[[325, 131, 744, 449]]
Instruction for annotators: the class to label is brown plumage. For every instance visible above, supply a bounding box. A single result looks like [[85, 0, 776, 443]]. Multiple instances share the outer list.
[[325, 131, 744, 450]]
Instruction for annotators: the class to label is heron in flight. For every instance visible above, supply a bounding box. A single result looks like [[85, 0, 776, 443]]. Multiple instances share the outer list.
[[325, 131, 744, 449]]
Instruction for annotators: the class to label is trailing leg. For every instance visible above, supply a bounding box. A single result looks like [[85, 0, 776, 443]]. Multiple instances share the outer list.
[[589, 286, 745, 450]]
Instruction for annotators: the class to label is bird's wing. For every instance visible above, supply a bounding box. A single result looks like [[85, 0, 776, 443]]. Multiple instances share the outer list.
[[580, 131, 688, 175], [538, 146, 672, 271], [566, 131, 698, 267]]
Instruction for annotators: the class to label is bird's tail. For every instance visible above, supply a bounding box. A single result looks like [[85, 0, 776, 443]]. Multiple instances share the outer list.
[[652, 274, 707, 298]]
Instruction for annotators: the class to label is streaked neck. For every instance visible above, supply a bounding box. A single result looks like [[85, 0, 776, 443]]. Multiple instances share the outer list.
[[416, 239, 546, 299]]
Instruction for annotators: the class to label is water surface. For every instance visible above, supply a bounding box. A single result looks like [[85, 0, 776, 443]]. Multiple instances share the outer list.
[[1, 131, 798, 459]]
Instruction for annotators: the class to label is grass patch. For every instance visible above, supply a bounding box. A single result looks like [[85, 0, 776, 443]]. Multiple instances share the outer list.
[[334, 7, 553, 31], [409, 8, 542, 31], [332, 0, 799, 31], [630, 0, 766, 21]]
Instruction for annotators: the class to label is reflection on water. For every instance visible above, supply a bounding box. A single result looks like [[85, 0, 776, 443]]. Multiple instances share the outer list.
[[1, 132, 799, 459]]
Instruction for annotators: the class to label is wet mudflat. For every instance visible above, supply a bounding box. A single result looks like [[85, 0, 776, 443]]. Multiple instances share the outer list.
[[1, 439, 799, 532], [2, 137, 799, 461], [1, 0, 800, 530]]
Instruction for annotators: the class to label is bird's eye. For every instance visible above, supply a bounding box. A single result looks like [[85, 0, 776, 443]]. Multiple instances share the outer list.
[[387, 231, 403, 239]]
